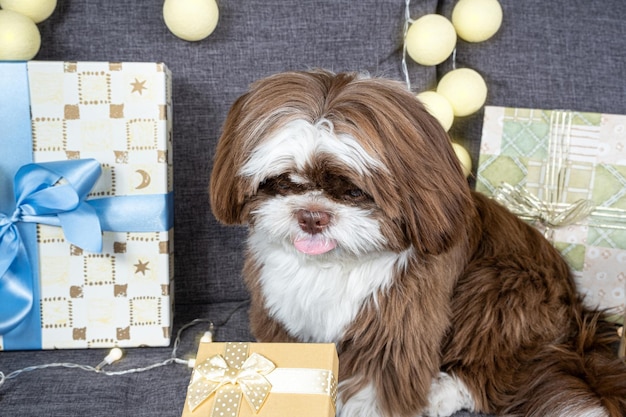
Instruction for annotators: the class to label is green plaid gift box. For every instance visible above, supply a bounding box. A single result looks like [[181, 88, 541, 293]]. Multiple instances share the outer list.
[[476, 106, 626, 319]]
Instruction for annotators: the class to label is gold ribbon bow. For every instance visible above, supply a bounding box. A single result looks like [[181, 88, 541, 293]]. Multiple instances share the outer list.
[[188, 343, 275, 416], [494, 182, 595, 230], [492, 110, 596, 239]]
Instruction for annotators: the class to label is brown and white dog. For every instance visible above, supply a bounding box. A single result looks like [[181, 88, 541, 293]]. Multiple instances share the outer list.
[[209, 70, 626, 417]]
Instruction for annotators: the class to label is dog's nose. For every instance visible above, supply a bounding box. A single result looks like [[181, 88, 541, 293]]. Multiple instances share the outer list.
[[296, 209, 330, 234]]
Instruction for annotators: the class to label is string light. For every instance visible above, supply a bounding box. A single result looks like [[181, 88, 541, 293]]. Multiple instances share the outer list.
[[401, 0, 414, 91], [402, 0, 500, 178], [95, 347, 124, 371], [200, 328, 214, 343], [402, 0, 459, 93], [0, 300, 249, 388]]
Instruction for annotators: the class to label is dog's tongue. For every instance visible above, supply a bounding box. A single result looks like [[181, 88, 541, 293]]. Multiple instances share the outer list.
[[293, 236, 337, 255]]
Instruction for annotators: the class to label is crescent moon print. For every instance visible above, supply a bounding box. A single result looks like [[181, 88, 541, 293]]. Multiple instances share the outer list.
[[135, 169, 151, 189]]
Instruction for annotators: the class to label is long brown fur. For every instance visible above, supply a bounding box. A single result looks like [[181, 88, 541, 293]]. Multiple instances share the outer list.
[[210, 70, 626, 417]]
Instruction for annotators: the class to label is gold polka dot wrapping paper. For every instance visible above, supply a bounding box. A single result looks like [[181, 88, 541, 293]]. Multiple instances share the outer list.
[[183, 343, 339, 417]]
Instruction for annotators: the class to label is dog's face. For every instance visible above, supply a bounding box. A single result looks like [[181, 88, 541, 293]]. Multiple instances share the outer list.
[[210, 70, 473, 259], [240, 118, 400, 259]]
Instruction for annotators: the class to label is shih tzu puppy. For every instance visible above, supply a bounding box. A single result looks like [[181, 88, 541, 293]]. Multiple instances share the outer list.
[[209, 70, 626, 417]]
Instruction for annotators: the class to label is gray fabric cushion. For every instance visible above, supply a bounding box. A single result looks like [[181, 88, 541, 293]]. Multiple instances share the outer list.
[[1, 0, 625, 416], [0, 302, 252, 417]]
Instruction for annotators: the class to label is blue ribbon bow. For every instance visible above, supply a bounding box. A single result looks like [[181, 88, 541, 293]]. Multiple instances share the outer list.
[[0, 159, 103, 334]]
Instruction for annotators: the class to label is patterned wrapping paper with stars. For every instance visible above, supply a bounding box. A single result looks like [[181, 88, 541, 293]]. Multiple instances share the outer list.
[[0, 61, 174, 350], [476, 106, 626, 320]]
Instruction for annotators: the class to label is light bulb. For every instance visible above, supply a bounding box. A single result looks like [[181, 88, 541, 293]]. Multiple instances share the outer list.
[[95, 347, 124, 371], [105, 348, 124, 364], [200, 331, 213, 343]]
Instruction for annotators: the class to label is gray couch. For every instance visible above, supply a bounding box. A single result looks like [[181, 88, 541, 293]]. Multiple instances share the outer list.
[[1, 1, 624, 416]]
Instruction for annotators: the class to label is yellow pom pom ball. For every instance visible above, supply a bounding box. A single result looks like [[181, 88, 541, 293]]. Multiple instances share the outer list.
[[163, 0, 219, 42], [0, 0, 57, 23], [452, 143, 472, 177], [437, 68, 487, 117], [417, 91, 454, 132], [452, 0, 503, 43], [405, 14, 457, 66], [0, 10, 41, 60]]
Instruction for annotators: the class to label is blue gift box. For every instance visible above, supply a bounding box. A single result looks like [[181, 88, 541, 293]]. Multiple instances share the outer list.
[[0, 61, 173, 350]]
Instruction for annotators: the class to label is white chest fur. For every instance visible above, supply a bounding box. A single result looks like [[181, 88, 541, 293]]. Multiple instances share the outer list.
[[250, 234, 408, 343]]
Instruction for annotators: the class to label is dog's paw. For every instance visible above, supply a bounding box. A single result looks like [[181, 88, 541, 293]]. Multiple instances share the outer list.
[[337, 381, 384, 417], [421, 372, 475, 417]]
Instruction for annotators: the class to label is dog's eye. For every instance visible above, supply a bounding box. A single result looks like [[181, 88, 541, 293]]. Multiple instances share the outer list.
[[258, 174, 303, 195], [342, 188, 368, 202], [275, 179, 290, 190]]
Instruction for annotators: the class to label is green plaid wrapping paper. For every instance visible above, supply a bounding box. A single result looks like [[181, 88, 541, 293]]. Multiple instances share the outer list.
[[476, 106, 626, 319]]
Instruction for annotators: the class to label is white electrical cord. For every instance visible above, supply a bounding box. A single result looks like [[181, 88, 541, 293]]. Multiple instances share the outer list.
[[401, 0, 414, 91], [0, 300, 249, 388]]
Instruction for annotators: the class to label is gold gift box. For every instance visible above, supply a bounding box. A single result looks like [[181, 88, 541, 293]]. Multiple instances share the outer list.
[[182, 342, 339, 417]]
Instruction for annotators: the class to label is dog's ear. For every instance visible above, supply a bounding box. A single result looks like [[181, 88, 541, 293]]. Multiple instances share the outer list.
[[391, 107, 474, 255], [209, 93, 251, 225], [333, 78, 474, 255], [210, 70, 335, 225]]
